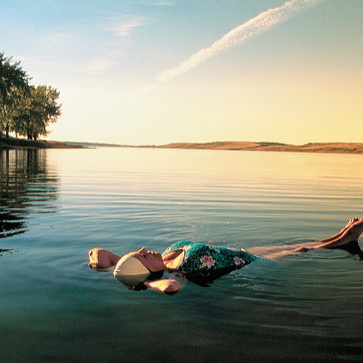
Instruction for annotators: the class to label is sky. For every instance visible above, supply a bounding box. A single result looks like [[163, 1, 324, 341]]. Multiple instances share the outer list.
[[1, 0, 362, 145]]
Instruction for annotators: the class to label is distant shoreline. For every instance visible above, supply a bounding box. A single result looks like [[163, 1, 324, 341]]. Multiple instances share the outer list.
[[155, 141, 363, 155], [1, 138, 362, 155], [0, 137, 83, 150]]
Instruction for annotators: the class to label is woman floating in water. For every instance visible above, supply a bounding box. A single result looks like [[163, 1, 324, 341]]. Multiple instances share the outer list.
[[88, 218, 363, 294]]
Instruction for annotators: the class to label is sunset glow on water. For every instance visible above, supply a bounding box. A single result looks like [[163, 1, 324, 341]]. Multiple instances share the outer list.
[[1, 148, 362, 361]]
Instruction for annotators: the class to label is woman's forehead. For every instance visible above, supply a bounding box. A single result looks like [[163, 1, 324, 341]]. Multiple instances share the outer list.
[[125, 251, 139, 258]]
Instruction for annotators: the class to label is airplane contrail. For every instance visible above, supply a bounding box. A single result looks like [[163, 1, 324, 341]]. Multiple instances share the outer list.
[[156, 0, 326, 82]]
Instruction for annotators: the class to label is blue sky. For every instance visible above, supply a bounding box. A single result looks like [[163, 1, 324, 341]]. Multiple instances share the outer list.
[[1, 0, 362, 144]]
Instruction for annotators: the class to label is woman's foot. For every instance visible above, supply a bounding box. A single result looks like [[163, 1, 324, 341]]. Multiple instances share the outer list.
[[346, 218, 363, 241], [315, 218, 360, 244], [344, 218, 359, 231], [315, 218, 363, 250], [253, 218, 363, 260]]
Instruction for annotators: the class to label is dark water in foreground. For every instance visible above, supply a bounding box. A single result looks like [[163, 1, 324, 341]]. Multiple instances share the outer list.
[[0, 148, 362, 362]]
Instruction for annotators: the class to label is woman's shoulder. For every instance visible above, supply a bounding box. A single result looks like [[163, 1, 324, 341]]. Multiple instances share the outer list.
[[162, 240, 196, 254], [163, 241, 233, 254]]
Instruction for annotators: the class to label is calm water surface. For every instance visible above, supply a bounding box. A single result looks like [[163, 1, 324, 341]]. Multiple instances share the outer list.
[[1, 148, 363, 362]]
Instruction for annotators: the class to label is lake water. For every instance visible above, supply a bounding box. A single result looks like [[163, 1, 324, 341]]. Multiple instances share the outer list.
[[1, 147, 362, 362]]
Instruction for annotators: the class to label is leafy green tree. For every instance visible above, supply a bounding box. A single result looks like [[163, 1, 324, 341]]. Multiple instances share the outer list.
[[13, 85, 61, 140], [0, 53, 30, 138]]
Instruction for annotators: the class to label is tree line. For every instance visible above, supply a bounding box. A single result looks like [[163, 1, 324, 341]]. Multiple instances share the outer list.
[[0, 52, 61, 140]]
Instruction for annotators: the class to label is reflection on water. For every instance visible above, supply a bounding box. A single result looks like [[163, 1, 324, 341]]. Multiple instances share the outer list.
[[0, 148, 362, 362], [0, 248, 16, 256], [0, 149, 58, 239]]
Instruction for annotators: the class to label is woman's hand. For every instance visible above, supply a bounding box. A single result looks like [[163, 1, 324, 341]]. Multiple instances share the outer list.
[[143, 279, 182, 294], [88, 248, 121, 269]]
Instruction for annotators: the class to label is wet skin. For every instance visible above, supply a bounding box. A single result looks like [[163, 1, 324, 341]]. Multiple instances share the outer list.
[[89, 218, 363, 269]]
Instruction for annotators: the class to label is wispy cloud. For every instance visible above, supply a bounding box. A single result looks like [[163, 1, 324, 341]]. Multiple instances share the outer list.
[[156, 0, 326, 82], [112, 16, 145, 37], [86, 57, 117, 72], [151, 1, 175, 6]]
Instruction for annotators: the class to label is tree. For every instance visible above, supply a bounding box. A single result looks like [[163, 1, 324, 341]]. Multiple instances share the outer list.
[[0, 53, 30, 138], [13, 85, 61, 140]]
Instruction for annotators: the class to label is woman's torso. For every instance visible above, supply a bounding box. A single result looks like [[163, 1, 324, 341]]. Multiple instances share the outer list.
[[162, 241, 257, 273]]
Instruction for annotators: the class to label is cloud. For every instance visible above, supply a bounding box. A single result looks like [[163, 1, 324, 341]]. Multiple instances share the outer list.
[[86, 58, 117, 72], [151, 1, 175, 6], [112, 16, 145, 37], [156, 0, 326, 82]]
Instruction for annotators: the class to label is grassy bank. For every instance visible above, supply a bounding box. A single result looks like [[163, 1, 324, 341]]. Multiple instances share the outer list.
[[0, 137, 83, 149]]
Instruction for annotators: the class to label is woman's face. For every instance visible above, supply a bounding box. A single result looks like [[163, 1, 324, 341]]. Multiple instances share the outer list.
[[130, 247, 165, 272]]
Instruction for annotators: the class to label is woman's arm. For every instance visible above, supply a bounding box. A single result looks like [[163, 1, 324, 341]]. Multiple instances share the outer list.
[[88, 248, 122, 268], [143, 279, 182, 294]]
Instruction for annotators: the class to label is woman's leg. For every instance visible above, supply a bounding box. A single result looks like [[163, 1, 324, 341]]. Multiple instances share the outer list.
[[313, 218, 359, 244], [311, 218, 363, 250], [248, 218, 363, 260]]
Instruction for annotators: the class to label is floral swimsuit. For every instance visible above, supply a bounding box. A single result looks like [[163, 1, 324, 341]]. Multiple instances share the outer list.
[[162, 241, 257, 273]]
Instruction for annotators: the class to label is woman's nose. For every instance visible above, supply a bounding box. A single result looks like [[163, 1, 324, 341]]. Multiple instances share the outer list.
[[138, 247, 147, 254]]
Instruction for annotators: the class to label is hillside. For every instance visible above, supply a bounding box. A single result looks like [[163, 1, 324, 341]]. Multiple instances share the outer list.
[[1, 138, 362, 155], [158, 142, 363, 154]]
